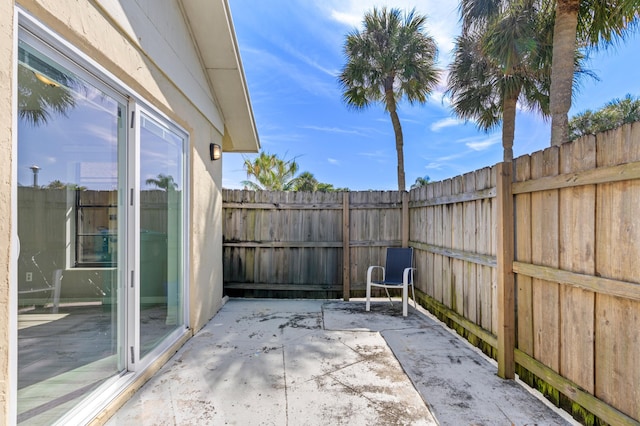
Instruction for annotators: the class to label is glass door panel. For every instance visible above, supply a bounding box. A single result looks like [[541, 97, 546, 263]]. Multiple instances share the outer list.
[[16, 39, 125, 425], [139, 113, 184, 357]]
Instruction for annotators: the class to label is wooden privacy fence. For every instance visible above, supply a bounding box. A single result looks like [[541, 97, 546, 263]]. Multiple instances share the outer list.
[[222, 190, 407, 297], [223, 122, 640, 424]]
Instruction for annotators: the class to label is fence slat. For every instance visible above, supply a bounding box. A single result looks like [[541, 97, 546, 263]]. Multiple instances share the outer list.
[[514, 156, 533, 356], [559, 136, 596, 394], [496, 162, 515, 379], [530, 148, 561, 373]]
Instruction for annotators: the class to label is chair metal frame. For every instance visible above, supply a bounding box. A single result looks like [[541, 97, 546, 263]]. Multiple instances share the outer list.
[[365, 247, 416, 317]]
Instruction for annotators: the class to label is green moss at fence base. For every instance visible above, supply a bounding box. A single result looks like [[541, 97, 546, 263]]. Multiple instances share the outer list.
[[515, 365, 608, 426], [414, 291, 497, 360]]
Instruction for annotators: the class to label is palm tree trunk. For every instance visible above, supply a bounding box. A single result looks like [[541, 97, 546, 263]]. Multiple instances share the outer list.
[[549, 0, 580, 146], [389, 107, 406, 192], [502, 92, 517, 162], [385, 83, 405, 191]]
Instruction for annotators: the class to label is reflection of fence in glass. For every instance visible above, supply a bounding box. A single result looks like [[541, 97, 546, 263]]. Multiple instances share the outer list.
[[75, 189, 118, 266]]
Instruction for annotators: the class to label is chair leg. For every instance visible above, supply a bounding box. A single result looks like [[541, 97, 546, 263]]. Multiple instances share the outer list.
[[365, 283, 371, 311], [402, 284, 408, 317], [384, 288, 393, 305], [411, 284, 416, 309]]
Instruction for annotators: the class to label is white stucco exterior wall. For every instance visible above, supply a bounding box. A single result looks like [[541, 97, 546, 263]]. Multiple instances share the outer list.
[[1, 1, 16, 422]]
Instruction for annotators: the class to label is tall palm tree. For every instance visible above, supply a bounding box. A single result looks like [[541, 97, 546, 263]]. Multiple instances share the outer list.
[[339, 7, 439, 191], [549, 0, 639, 145], [242, 151, 300, 191], [550, 0, 640, 146], [448, 0, 554, 161]]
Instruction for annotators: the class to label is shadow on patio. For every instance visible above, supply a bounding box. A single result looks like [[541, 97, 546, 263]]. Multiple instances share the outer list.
[[107, 298, 575, 425]]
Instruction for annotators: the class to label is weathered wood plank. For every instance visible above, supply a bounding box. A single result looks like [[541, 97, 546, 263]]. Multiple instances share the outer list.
[[496, 162, 515, 379], [512, 158, 640, 194], [409, 243, 496, 267], [514, 155, 533, 356], [442, 179, 453, 309], [409, 187, 496, 207], [223, 241, 342, 248], [225, 283, 343, 291], [402, 191, 409, 247], [559, 136, 596, 394], [424, 184, 435, 297], [490, 166, 498, 335], [512, 263, 640, 301], [343, 192, 350, 300], [451, 176, 465, 316], [530, 147, 561, 373], [463, 172, 478, 323], [432, 181, 444, 303], [476, 167, 493, 333]]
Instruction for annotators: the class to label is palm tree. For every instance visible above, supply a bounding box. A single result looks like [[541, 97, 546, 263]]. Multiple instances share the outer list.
[[293, 172, 319, 192], [242, 152, 300, 191], [411, 175, 431, 189], [549, 0, 640, 145], [448, 0, 554, 162], [18, 64, 76, 126], [339, 7, 439, 191], [569, 94, 640, 139], [145, 174, 178, 191]]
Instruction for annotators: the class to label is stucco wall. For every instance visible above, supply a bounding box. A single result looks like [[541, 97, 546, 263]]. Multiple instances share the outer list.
[[1, 0, 15, 422], [15, 0, 225, 331], [0, 1, 233, 422]]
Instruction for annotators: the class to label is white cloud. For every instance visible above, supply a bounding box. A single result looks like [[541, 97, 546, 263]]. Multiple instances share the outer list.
[[242, 47, 339, 99], [464, 134, 501, 151], [275, 38, 339, 77], [358, 150, 388, 162], [328, 158, 340, 165], [430, 117, 462, 132], [330, 10, 362, 28], [301, 125, 363, 135], [325, 0, 459, 62]]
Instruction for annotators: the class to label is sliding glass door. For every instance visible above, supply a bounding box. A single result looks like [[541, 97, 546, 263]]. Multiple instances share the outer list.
[[16, 26, 188, 425], [17, 37, 126, 425], [139, 113, 185, 358]]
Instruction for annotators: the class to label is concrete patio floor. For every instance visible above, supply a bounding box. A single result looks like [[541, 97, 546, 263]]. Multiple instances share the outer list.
[[106, 298, 576, 425]]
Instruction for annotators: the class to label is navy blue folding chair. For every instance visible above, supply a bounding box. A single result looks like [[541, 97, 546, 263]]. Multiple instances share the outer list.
[[365, 247, 416, 317]]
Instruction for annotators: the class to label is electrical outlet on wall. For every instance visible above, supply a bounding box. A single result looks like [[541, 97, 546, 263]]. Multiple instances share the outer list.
[[26, 272, 32, 282]]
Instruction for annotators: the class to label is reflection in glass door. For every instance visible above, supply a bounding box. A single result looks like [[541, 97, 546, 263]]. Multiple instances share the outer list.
[[16, 22, 189, 423], [139, 113, 185, 357], [16, 38, 125, 425]]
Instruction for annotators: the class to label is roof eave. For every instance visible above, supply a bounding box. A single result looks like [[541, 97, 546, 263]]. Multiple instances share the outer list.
[[180, 0, 259, 153]]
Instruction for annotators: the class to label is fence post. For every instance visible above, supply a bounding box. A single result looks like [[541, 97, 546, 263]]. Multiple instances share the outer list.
[[342, 192, 350, 301], [497, 162, 515, 379], [402, 191, 409, 247]]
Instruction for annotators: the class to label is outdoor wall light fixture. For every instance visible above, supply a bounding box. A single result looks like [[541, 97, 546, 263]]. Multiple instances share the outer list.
[[210, 143, 222, 161]]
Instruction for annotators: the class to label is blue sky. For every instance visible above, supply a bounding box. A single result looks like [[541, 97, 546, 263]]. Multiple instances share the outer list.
[[223, 0, 640, 191]]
